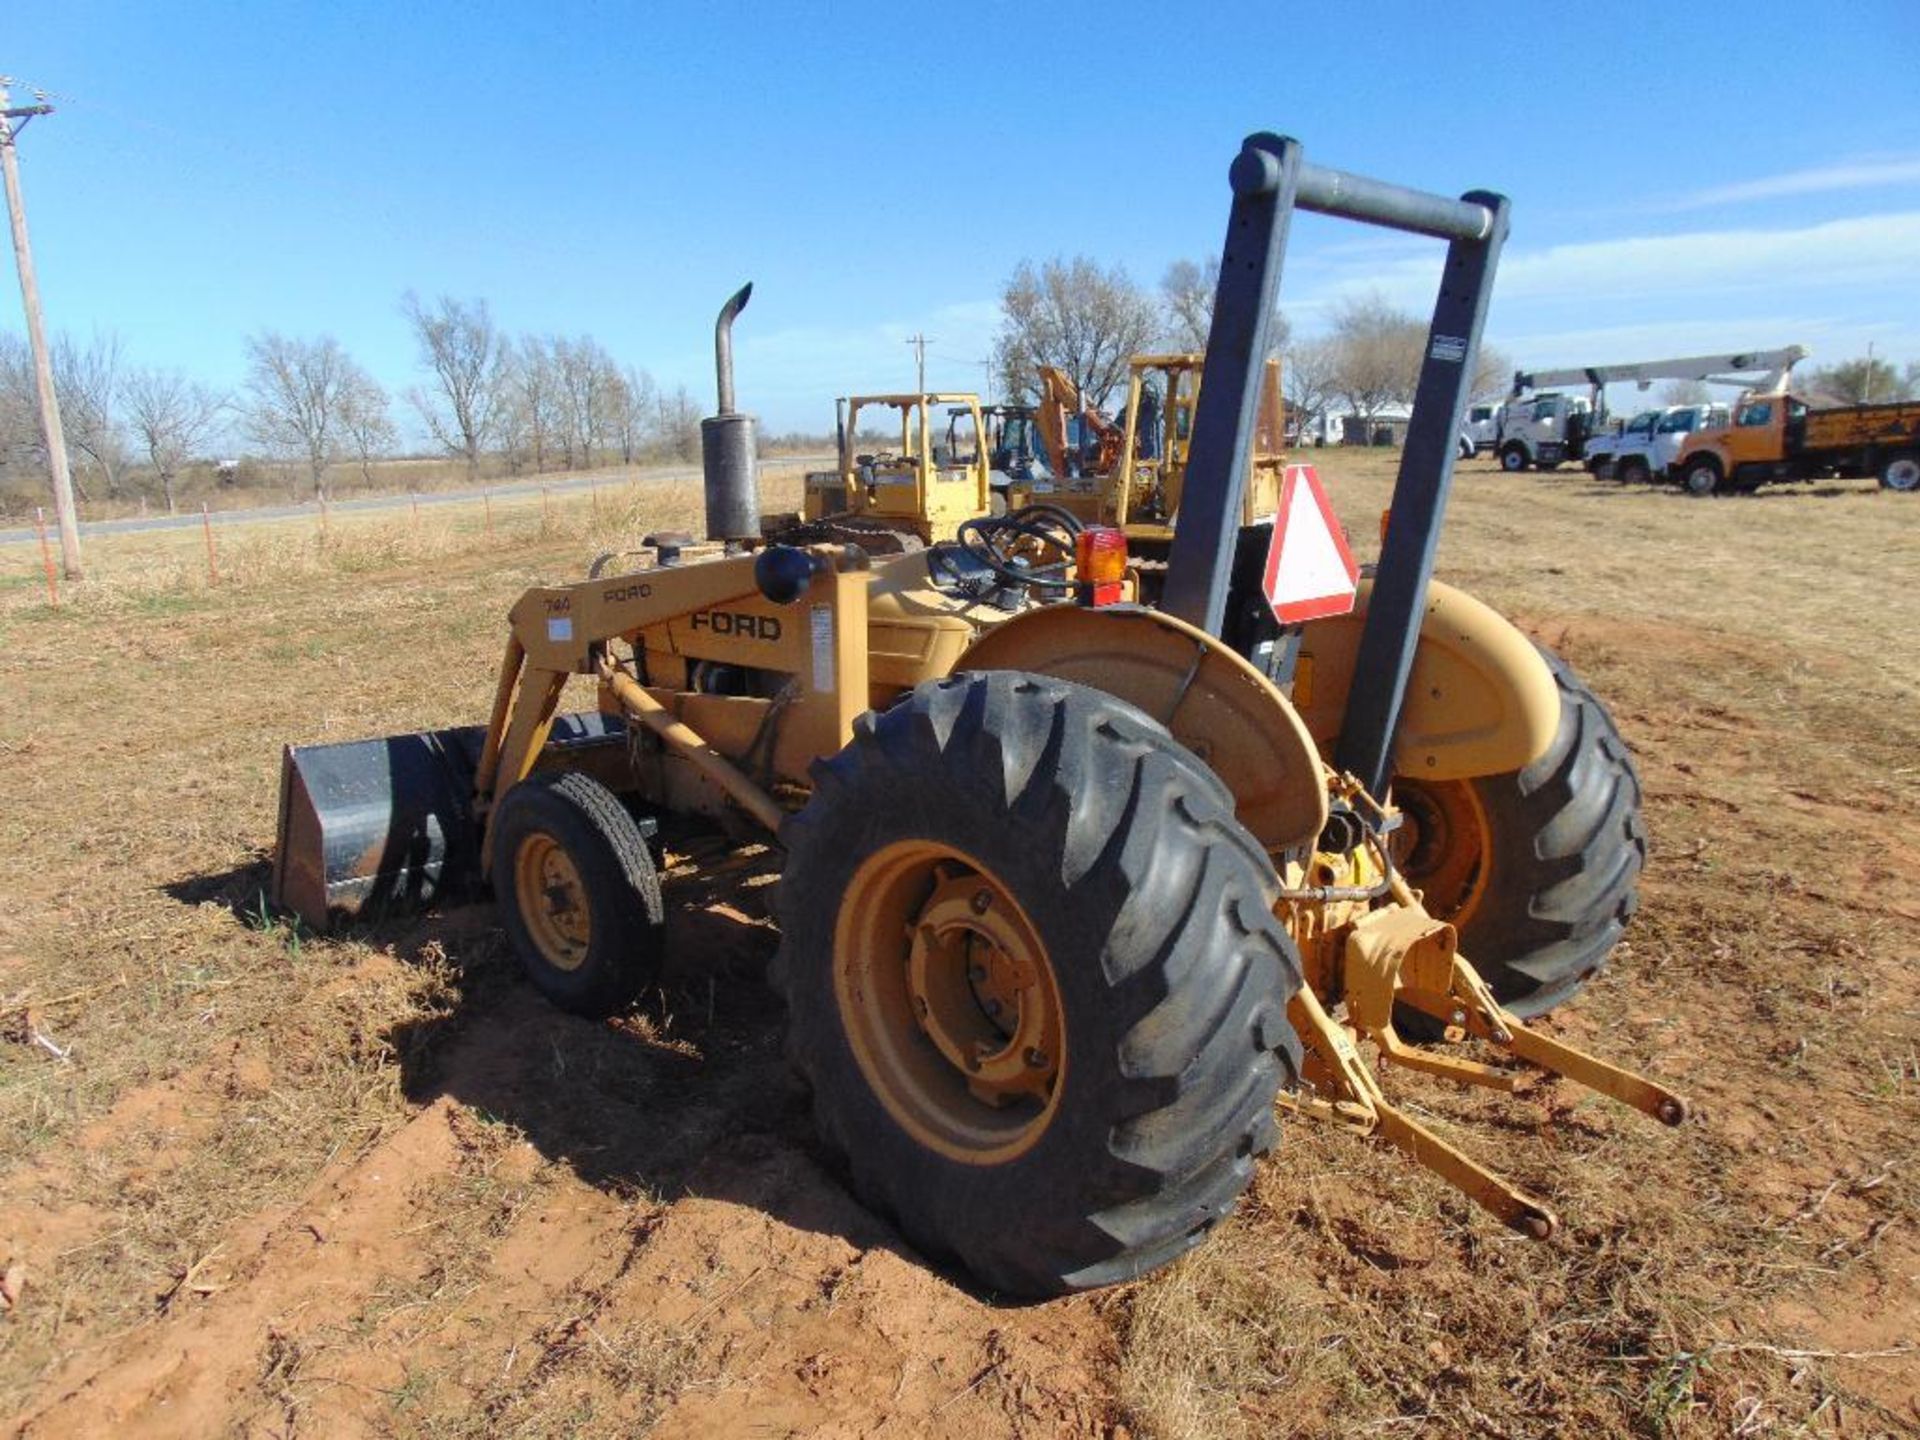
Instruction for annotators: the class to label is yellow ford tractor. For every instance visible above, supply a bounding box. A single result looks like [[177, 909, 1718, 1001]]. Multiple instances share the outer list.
[[274, 132, 1682, 1297]]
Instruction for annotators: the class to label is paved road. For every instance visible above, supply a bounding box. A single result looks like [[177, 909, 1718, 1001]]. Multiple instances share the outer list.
[[0, 456, 833, 546]]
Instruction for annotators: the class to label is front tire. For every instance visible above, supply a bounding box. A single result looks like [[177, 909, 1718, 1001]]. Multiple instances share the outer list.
[[1618, 456, 1652, 486], [774, 671, 1303, 1297], [1393, 647, 1645, 1019], [1499, 444, 1529, 473], [1683, 458, 1722, 496], [490, 772, 666, 1016]]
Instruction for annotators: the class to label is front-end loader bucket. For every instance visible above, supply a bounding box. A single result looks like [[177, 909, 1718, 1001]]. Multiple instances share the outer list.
[[272, 713, 632, 932]]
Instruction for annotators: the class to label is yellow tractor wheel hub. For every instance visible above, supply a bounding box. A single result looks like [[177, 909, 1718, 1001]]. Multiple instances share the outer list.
[[513, 833, 592, 972], [836, 842, 1064, 1165]]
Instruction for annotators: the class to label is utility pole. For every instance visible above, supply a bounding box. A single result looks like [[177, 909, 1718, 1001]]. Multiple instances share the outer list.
[[905, 333, 932, 395], [1864, 341, 1876, 405], [1, 79, 82, 579]]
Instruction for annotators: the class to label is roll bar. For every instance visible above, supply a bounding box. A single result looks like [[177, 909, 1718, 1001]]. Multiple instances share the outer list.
[[1162, 131, 1511, 803]]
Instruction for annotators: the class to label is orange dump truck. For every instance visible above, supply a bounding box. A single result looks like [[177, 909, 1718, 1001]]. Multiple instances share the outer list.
[[1671, 393, 1920, 495]]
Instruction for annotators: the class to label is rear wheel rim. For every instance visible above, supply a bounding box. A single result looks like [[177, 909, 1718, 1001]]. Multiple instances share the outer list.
[[1391, 779, 1492, 927], [514, 833, 592, 971], [836, 841, 1064, 1165]]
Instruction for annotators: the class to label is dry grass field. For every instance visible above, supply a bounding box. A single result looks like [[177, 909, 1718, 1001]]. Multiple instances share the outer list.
[[1, 451, 1915, 1438]]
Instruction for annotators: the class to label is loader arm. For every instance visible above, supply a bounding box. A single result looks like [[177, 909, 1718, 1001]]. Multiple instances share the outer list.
[[473, 545, 875, 864]]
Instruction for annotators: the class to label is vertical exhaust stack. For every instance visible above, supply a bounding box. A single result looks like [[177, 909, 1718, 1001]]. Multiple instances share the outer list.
[[701, 283, 760, 542]]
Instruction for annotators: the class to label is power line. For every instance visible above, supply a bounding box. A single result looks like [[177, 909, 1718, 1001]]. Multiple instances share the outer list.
[[905, 333, 932, 395]]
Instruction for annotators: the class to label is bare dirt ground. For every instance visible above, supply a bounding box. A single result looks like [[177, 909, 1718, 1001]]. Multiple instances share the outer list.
[[1, 455, 1915, 1438]]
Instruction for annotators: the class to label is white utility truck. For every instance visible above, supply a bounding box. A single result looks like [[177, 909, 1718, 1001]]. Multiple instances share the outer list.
[[1496, 347, 1806, 474]]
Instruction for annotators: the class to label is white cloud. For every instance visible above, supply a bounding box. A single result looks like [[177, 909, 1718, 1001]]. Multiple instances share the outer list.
[[1289, 211, 1920, 323], [1497, 212, 1920, 301], [1673, 156, 1920, 209], [1497, 314, 1920, 377]]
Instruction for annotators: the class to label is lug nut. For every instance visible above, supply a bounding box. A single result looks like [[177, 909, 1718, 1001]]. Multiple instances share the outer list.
[[971, 889, 993, 914], [1024, 1047, 1048, 1070]]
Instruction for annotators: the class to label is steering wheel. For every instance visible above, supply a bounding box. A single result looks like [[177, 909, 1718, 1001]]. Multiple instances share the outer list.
[[952, 504, 1085, 590]]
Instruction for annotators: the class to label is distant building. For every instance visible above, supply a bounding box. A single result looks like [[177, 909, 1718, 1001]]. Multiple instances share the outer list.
[[1298, 405, 1412, 447]]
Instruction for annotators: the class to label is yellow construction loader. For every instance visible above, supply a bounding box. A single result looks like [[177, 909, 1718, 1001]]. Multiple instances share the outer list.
[[790, 391, 995, 545], [274, 132, 1684, 1297]]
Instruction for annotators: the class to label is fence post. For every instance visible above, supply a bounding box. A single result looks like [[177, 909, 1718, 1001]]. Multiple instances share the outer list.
[[34, 506, 58, 607], [201, 501, 220, 585], [484, 489, 494, 538]]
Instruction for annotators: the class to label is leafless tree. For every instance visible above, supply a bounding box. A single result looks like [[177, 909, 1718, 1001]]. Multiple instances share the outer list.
[[403, 292, 504, 482], [553, 335, 618, 469], [1160, 256, 1290, 357], [1282, 336, 1341, 440], [1327, 292, 1426, 427], [1469, 341, 1513, 404], [612, 364, 657, 465], [1807, 355, 1911, 404], [505, 335, 561, 474], [0, 331, 43, 483], [1656, 378, 1712, 407], [339, 372, 396, 488], [655, 385, 701, 463], [993, 257, 1159, 410], [124, 367, 225, 513], [53, 330, 128, 499], [1161, 258, 1217, 352], [242, 331, 360, 501]]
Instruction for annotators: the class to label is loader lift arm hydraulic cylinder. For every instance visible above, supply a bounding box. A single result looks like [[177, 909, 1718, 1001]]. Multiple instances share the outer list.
[[1163, 132, 1510, 803]]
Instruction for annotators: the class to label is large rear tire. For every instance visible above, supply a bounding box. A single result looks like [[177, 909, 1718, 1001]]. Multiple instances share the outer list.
[[1879, 451, 1920, 492], [490, 772, 666, 1016], [773, 671, 1303, 1297], [1393, 647, 1645, 1019]]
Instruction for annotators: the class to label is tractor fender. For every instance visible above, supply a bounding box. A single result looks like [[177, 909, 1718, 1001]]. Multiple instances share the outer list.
[[1294, 578, 1559, 782], [957, 604, 1328, 853]]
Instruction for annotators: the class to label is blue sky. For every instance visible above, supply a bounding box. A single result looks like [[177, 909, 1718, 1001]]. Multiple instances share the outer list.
[[6, 1, 1919, 437]]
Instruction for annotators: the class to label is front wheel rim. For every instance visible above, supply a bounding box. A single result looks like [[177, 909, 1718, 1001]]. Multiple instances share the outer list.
[[514, 833, 592, 971], [1887, 458, 1920, 491], [835, 841, 1065, 1165]]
